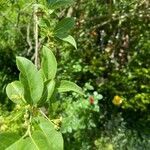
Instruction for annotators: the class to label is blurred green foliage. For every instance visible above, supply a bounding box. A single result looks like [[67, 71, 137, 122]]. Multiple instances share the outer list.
[[0, 0, 150, 149], [57, 0, 150, 149]]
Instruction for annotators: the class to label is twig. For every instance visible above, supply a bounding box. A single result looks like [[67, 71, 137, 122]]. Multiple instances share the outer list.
[[33, 5, 39, 68], [27, 24, 33, 55]]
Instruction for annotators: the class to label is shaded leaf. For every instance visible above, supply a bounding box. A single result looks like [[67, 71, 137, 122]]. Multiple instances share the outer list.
[[54, 18, 75, 34], [47, 0, 74, 9]]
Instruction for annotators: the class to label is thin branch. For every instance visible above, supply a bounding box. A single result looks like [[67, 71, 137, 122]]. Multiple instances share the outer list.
[[89, 11, 150, 31], [27, 24, 33, 55], [33, 5, 39, 68]]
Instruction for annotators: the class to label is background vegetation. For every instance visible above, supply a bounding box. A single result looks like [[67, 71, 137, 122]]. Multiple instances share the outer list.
[[0, 0, 150, 149]]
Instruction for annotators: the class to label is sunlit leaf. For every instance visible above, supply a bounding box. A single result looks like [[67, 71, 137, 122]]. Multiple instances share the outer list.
[[58, 80, 84, 95], [16, 57, 44, 105], [41, 46, 57, 80], [6, 81, 24, 104], [38, 79, 56, 106], [38, 117, 64, 150], [56, 35, 77, 49], [0, 133, 20, 150]]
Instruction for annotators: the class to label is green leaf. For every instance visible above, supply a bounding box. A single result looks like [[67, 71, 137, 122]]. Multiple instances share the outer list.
[[6, 81, 25, 104], [38, 69, 46, 82], [41, 46, 57, 80], [58, 80, 84, 95], [56, 34, 77, 49], [6, 138, 34, 150], [6, 131, 51, 150], [38, 79, 56, 106], [16, 57, 44, 105], [54, 18, 76, 48], [32, 131, 51, 149], [38, 117, 64, 150], [6, 117, 63, 150], [54, 18, 75, 34], [47, 0, 74, 9], [31, 131, 51, 149], [0, 133, 20, 150], [47, 80, 56, 101]]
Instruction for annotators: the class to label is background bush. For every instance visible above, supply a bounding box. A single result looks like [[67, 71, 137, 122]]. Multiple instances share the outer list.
[[0, 0, 150, 149]]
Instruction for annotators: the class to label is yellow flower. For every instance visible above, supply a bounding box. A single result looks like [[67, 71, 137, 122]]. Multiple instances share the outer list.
[[112, 95, 123, 106]]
